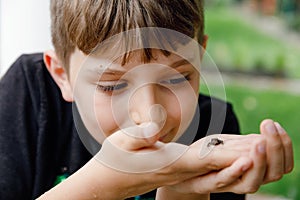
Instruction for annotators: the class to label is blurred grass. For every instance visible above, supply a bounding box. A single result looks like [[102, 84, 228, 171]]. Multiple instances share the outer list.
[[200, 84, 300, 199], [205, 6, 300, 78]]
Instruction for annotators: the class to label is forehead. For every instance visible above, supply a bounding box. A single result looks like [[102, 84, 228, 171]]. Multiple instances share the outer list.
[[90, 48, 199, 74], [69, 35, 201, 77], [116, 49, 195, 66], [88, 28, 201, 65]]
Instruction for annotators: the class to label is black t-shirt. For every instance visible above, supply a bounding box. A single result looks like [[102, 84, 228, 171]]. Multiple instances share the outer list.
[[0, 54, 245, 200]]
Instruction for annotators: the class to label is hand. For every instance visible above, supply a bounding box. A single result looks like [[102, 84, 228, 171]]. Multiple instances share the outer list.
[[93, 122, 260, 198], [259, 119, 294, 183], [39, 120, 293, 200], [158, 134, 266, 195], [159, 119, 294, 196]]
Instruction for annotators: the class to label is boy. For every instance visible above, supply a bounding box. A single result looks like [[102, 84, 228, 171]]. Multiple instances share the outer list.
[[0, 0, 293, 199]]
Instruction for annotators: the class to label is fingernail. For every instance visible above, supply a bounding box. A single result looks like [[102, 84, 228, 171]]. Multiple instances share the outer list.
[[265, 122, 277, 134], [258, 144, 266, 154], [274, 122, 286, 134]]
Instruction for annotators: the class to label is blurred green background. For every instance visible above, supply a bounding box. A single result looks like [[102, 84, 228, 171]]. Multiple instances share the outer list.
[[200, 0, 300, 199]]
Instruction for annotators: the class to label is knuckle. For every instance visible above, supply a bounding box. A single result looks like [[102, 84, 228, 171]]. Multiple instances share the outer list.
[[247, 185, 260, 193], [268, 174, 283, 182], [216, 180, 227, 188], [283, 137, 292, 148], [207, 162, 220, 171], [270, 142, 283, 151]]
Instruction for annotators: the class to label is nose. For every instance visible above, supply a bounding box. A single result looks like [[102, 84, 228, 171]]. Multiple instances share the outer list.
[[129, 84, 167, 126]]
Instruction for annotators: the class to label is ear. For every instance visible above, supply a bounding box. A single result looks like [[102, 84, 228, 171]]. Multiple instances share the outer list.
[[43, 50, 74, 102], [200, 34, 209, 59]]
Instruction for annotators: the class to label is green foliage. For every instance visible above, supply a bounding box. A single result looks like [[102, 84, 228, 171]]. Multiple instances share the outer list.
[[204, 0, 237, 8], [203, 6, 300, 197], [274, 53, 286, 77], [205, 7, 300, 78], [200, 83, 300, 199], [288, 15, 300, 32]]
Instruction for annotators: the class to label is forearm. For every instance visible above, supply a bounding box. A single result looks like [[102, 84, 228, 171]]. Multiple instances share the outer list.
[[156, 186, 209, 200], [37, 158, 158, 200]]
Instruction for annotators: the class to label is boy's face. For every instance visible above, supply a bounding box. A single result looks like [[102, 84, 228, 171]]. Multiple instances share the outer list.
[[66, 46, 201, 144]]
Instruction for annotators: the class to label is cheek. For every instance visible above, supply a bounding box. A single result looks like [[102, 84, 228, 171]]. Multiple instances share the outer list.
[[75, 89, 119, 144], [94, 96, 119, 138], [164, 95, 181, 123], [163, 85, 197, 123], [171, 82, 198, 139]]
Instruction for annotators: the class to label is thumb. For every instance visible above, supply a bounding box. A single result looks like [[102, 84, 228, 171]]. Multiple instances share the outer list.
[[94, 123, 175, 173], [106, 122, 161, 151]]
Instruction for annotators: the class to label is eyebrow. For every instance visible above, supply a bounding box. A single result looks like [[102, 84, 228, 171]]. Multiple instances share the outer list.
[[92, 63, 126, 75], [170, 59, 191, 68], [94, 58, 192, 75], [101, 69, 125, 75]]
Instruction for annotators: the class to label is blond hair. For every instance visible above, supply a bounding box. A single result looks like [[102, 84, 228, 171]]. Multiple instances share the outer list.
[[50, 0, 204, 69]]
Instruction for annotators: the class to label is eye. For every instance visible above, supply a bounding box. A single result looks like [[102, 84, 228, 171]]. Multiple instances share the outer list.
[[96, 81, 128, 93], [160, 74, 191, 85]]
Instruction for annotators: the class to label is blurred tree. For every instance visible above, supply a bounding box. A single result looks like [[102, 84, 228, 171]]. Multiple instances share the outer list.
[[279, 0, 297, 13], [278, 0, 300, 32], [251, 0, 277, 15], [296, 0, 300, 11]]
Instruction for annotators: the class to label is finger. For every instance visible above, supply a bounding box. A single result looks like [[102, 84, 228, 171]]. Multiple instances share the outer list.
[[107, 122, 161, 150], [274, 122, 294, 174], [173, 156, 253, 194], [224, 138, 267, 194], [260, 119, 284, 183], [94, 123, 168, 173], [212, 157, 252, 189]]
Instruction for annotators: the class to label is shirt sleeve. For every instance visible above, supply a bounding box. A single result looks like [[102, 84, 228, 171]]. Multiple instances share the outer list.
[[0, 55, 38, 199]]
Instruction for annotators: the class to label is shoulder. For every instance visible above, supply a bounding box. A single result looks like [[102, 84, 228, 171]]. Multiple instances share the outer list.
[[196, 93, 240, 140], [1, 53, 46, 89], [198, 94, 232, 108], [1, 53, 58, 114], [17, 53, 44, 64], [6, 53, 44, 75], [198, 93, 237, 119]]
